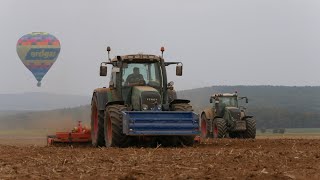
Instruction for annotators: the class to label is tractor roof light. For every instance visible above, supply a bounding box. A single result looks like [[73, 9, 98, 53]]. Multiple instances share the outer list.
[[107, 46, 111, 62], [161, 46, 165, 58]]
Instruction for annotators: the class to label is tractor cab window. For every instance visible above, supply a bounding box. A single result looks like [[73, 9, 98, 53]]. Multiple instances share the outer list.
[[122, 62, 162, 87], [219, 97, 238, 107]]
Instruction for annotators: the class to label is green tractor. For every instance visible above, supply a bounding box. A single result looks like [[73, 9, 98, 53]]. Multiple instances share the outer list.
[[91, 47, 199, 147], [200, 92, 256, 139]]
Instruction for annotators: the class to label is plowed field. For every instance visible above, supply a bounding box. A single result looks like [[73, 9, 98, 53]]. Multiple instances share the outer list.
[[0, 137, 319, 179]]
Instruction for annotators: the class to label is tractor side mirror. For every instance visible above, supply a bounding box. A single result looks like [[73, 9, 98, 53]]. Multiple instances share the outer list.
[[176, 64, 183, 76], [210, 97, 213, 103], [100, 65, 107, 76], [239, 96, 249, 103]]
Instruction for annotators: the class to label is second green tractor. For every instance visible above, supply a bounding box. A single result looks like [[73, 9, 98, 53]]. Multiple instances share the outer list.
[[200, 92, 256, 139]]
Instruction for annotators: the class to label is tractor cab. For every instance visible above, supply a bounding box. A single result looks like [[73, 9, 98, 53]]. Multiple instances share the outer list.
[[210, 92, 250, 127], [120, 61, 163, 110], [99, 48, 183, 111], [211, 93, 238, 108], [210, 92, 248, 115]]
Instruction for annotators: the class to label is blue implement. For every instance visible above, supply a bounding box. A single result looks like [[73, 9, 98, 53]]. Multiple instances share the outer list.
[[122, 111, 200, 136]]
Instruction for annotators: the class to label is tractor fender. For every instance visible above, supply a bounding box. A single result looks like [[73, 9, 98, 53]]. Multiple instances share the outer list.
[[169, 99, 190, 105], [201, 107, 215, 121], [242, 115, 253, 120], [92, 88, 121, 111], [106, 101, 124, 107]]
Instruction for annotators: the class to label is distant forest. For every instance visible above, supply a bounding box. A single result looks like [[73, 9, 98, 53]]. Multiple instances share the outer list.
[[178, 86, 320, 129], [0, 86, 319, 130]]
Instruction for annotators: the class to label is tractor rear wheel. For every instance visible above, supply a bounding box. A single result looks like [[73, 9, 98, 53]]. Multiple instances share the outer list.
[[104, 104, 131, 147], [172, 103, 195, 146], [243, 118, 256, 139], [91, 95, 105, 147], [213, 118, 227, 138], [201, 113, 210, 138]]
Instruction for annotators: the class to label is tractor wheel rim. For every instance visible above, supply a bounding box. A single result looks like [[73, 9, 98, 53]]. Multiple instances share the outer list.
[[201, 119, 207, 137], [107, 115, 112, 144], [93, 108, 98, 138], [214, 124, 218, 137]]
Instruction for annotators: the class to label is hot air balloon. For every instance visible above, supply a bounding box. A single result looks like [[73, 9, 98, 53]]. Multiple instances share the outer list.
[[16, 32, 60, 87]]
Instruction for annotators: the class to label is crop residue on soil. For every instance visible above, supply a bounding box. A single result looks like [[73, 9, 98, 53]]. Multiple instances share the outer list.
[[0, 139, 320, 179]]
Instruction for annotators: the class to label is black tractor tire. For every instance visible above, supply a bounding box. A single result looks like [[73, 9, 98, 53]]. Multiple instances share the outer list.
[[229, 132, 241, 138], [213, 118, 227, 138], [91, 95, 105, 147], [171, 103, 195, 146], [243, 118, 256, 139], [201, 113, 211, 138], [104, 105, 131, 147], [160, 136, 179, 147]]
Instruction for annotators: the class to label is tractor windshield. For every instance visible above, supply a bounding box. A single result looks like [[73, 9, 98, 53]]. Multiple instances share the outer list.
[[122, 62, 162, 87], [219, 97, 238, 107]]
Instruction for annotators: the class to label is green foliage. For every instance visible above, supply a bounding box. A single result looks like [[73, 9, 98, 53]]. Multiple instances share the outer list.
[[178, 85, 320, 129], [1, 86, 320, 130]]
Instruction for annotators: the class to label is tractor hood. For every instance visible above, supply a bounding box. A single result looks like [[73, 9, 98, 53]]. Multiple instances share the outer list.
[[131, 86, 161, 111], [225, 107, 241, 120]]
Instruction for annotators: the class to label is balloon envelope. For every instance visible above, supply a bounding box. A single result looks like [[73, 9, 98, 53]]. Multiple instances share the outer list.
[[16, 32, 60, 87]]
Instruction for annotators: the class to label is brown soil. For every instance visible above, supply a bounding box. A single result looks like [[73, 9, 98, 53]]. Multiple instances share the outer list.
[[0, 138, 319, 179]]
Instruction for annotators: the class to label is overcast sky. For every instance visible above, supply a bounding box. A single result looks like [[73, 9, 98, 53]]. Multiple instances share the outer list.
[[0, 0, 319, 96]]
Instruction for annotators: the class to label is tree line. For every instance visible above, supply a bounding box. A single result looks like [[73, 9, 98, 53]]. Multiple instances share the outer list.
[[178, 85, 320, 128]]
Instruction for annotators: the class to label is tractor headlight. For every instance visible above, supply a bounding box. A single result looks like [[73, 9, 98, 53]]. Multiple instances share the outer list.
[[142, 104, 148, 111]]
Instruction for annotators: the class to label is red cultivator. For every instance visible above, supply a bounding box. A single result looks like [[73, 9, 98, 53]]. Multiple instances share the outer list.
[[47, 121, 91, 146], [194, 135, 201, 143]]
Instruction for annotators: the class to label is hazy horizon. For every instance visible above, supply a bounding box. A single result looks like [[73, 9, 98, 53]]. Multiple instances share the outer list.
[[0, 84, 319, 96], [1, 0, 319, 95], [0, 85, 319, 112]]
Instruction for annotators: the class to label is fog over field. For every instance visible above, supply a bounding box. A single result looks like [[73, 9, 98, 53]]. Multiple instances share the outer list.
[[0, 0, 320, 96], [0, 86, 319, 130]]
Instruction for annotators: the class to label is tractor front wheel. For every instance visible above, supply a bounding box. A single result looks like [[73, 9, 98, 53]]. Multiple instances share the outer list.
[[104, 104, 131, 147], [213, 118, 227, 138], [243, 118, 256, 139], [91, 95, 105, 147], [172, 103, 195, 146]]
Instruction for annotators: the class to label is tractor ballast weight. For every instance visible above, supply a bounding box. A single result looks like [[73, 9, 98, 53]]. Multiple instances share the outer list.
[[122, 111, 199, 135], [91, 47, 199, 147]]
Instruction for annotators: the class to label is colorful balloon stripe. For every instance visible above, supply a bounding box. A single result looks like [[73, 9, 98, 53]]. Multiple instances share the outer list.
[[26, 64, 53, 69], [22, 60, 56, 66]]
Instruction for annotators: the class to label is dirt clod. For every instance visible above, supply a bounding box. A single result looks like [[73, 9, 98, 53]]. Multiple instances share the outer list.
[[0, 138, 319, 179]]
